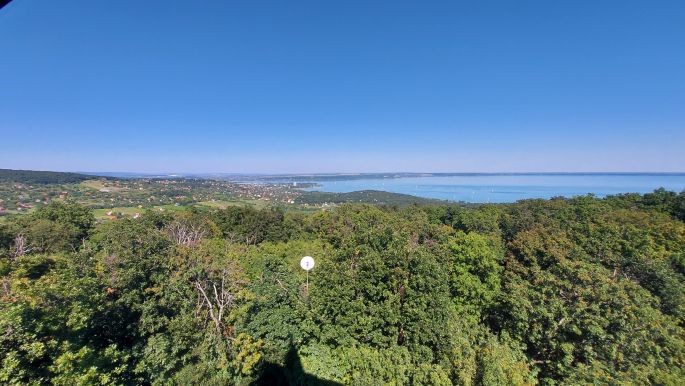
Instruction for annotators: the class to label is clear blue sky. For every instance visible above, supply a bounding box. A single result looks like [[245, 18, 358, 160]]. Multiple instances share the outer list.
[[1, 0, 684, 173]]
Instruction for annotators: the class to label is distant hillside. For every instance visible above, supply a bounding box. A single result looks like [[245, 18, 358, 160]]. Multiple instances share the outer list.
[[0, 169, 106, 184], [297, 189, 452, 206]]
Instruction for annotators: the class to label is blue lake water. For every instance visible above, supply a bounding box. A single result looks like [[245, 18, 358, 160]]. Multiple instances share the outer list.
[[300, 174, 685, 203]]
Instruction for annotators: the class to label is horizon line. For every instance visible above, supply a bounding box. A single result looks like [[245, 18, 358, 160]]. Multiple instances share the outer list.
[[3, 168, 685, 176]]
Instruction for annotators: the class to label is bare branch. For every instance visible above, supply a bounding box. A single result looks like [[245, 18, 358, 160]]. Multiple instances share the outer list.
[[10, 234, 31, 259], [194, 280, 222, 334], [166, 219, 208, 246]]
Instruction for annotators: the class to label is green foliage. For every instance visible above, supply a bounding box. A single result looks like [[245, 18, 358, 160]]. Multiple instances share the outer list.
[[211, 206, 293, 244], [475, 333, 535, 386], [0, 254, 135, 385], [1, 192, 684, 385], [238, 241, 325, 359], [497, 225, 685, 383], [0, 169, 101, 184], [0, 223, 12, 257], [31, 201, 95, 237], [2, 201, 96, 255], [298, 189, 446, 206], [444, 231, 503, 317]]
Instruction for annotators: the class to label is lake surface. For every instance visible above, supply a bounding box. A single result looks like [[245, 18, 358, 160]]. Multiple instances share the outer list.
[[298, 174, 685, 203]]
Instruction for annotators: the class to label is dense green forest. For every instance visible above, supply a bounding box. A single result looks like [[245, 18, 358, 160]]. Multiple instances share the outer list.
[[1, 189, 684, 385], [298, 190, 447, 206], [0, 169, 109, 185]]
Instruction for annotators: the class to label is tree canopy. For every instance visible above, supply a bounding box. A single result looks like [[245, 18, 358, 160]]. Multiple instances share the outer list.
[[1, 191, 684, 385]]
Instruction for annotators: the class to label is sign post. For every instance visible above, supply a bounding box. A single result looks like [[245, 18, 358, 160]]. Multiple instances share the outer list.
[[300, 256, 315, 294]]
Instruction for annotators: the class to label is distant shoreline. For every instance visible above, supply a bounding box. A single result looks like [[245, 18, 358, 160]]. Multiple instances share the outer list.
[[81, 171, 685, 180]]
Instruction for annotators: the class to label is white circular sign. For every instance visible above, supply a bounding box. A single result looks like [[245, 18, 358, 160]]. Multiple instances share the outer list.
[[300, 256, 315, 271]]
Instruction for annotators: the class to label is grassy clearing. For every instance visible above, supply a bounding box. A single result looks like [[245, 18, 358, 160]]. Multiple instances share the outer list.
[[93, 206, 141, 219], [195, 199, 269, 210], [80, 180, 126, 192], [93, 204, 190, 220], [92, 200, 322, 221], [155, 204, 188, 213], [195, 199, 327, 213]]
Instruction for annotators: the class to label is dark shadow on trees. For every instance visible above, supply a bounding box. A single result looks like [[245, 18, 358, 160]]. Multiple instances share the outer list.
[[253, 344, 342, 386]]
